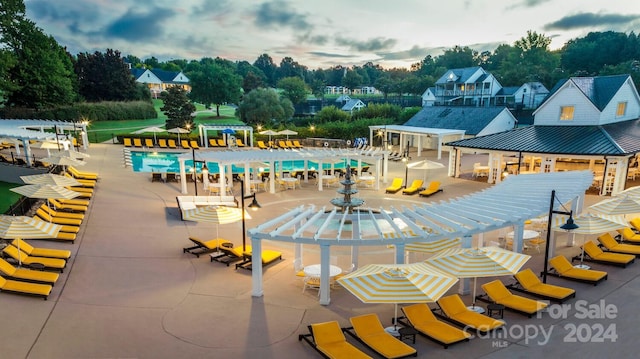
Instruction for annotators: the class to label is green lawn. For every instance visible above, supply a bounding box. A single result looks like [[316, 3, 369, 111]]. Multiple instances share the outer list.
[[85, 100, 243, 143], [0, 181, 22, 214]]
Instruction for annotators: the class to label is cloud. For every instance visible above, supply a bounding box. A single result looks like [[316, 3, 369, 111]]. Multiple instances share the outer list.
[[307, 51, 356, 59], [506, 0, 552, 9], [544, 12, 640, 30], [296, 32, 329, 46], [335, 36, 397, 52], [26, 0, 100, 31], [253, 1, 312, 31], [104, 7, 173, 42], [376, 45, 437, 61], [190, 0, 234, 18]]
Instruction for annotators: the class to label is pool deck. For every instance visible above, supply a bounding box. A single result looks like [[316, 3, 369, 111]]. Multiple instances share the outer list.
[[1, 143, 638, 358]]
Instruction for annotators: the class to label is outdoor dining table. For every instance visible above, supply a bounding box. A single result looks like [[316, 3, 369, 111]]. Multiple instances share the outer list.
[[281, 177, 300, 189], [357, 175, 375, 188], [303, 264, 343, 278]]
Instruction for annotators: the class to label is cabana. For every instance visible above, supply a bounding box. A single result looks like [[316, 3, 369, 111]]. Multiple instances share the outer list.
[[198, 125, 254, 148], [368, 125, 465, 160]]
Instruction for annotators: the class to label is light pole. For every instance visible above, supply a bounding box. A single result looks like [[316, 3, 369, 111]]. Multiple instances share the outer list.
[[239, 178, 261, 252], [402, 157, 409, 188], [191, 148, 198, 196], [542, 190, 579, 283]]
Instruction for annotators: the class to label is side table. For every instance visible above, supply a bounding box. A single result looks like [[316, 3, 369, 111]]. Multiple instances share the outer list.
[[487, 303, 505, 319], [397, 326, 418, 344]]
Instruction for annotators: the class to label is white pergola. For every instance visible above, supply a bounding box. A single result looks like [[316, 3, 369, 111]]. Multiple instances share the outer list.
[[247, 170, 593, 305], [176, 148, 387, 195], [198, 125, 254, 148], [369, 125, 466, 160]]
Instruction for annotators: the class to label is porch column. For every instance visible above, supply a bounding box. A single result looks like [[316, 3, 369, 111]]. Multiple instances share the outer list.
[[319, 244, 332, 305], [251, 237, 264, 297]]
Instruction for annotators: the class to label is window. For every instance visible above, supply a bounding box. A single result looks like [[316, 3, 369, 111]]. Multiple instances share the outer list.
[[616, 102, 627, 117], [559, 106, 574, 120]]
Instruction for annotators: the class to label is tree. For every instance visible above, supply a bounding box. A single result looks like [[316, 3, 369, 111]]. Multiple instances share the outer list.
[[253, 53, 277, 87], [561, 31, 636, 76], [276, 56, 306, 81], [435, 45, 478, 69], [277, 76, 308, 105], [187, 63, 242, 116], [242, 71, 264, 94], [237, 88, 288, 125], [161, 86, 196, 129], [75, 49, 138, 102], [342, 69, 363, 92]]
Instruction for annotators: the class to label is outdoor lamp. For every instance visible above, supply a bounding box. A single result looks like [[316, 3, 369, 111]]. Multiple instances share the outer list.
[[542, 190, 579, 283]]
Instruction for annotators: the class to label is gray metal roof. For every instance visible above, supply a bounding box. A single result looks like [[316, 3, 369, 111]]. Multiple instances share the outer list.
[[446, 119, 640, 155], [403, 106, 508, 136], [435, 66, 483, 84], [543, 75, 630, 111]]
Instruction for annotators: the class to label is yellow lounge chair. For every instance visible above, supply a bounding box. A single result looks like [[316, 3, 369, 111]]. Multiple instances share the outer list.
[[182, 237, 232, 258], [64, 173, 96, 188], [236, 138, 245, 147], [158, 139, 168, 148], [481, 280, 548, 318], [68, 166, 98, 179], [437, 294, 505, 333], [598, 233, 640, 256], [0, 258, 59, 286], [181, 140, 191, 149], [630, 217, 640, 232], [217, 139, 226, 147], [35, 208, 82, 226], [385, 178, 403, 193], [418, 181, 443, 197], [402, 179, 423, 195], [208, 138, 218, 147], [67, 185, 93, 195], [133, 138, 143, 147], [257, 141, 269, 150], [278, 140, 289, 149], [235, 249, 284, 270], [11, 239, 71, 260], [293, 140, 304, 148], [190, 140, 200, 149], [577, 240, 635, 267], [344, 313, 417, 359], [0, 276, 52, 300], [211, 245, 251, 266], [548, 255, 608, 285], [298, 320, 373, 359], [285, 140, 295, 149], [123, 138, 132, 147], [59, 198, 90, 206], [144, 138, 154, 147], [616, 227, 640, 244], [510, 268, 576, 303], [167, 139, 177, 148], [40, 205, 85, 220], [49, 198, 87, 213], [2, 245, 66, 272], [399, 303, 471, 348]]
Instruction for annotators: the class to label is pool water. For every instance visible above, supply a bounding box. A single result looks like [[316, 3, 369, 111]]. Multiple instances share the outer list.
[[131, 151, 369, 173]]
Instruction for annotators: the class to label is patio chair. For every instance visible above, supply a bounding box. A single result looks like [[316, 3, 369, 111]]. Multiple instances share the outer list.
[[182, 237, 233, 258], [293, 140, 304, 148], [217, 139, 226, 147], [123, 138, 133, 147], [343, 313, 417, 359], [598, 233, 640, 256], [66, 186, 93, 196], [144, 138, 154, 148], [158, 139, 168, 148], [210, 245, 249, 266], [35, 208, 83, 226], [49, 198, 88, 212], [508, 268, 576, 303], [59, 198, 91, 207], [208, 138, 219, 147], [235, 249, 284, 270], [298, 320, 373, 359], [133, 138, 143, 147], [2, 245, 66, 272], [64, 173, 96, 188], [547, 255, 607, 285], [180, 140, 191, 149], [0, 276, 52, 300], [397, 303, 471, 349], [385, 178, 403, 193], [616, 227, 640, 244], [630, 217, 640, 232], [11, 239, 71, 260], [436, 294, 505, 333], [574, 240, 635, 267], [167, 139, 177, 149], [166, 172, 179, 182], [402, 179, 423, 195], [236, 138, 245, 147], [151, 172, 164, 183], [277, 140, 289, 149], [0, 257, 59, 286], [285, 140, 295, 149], [480, 280, 548, 318], [68, 166, 98, 179], [418, 181, 443, 197], [257, 141, 269, 150], [190, 140, 200, 149], [40, 205, 85, 221]]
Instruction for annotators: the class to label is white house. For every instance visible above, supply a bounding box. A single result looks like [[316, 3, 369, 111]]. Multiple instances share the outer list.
[[131, 69, 191, 98], [434, 66, 503, 107], [341, 99, 366, 113], [513, 82, 549, 109], [421, 87, 436, 106]]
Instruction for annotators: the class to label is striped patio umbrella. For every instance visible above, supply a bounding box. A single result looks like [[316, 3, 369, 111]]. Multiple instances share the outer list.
[[426, 246, 531, 310], [20, 173, 81, 187], [182, 206, 247, 248], [589, 195, 640, 215], [10, 184, 80, 201], [51, 149, 91, 159], [337, 262, 457, 331], [405, 238, 461, 253], [615, 186, 640, 197], [0, 215, 62, 265], [41, 155, 85, 171]]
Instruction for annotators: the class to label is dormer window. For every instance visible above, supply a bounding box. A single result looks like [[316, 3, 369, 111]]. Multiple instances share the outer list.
[[560, 106, 574, 121], [616, 102, 627, 117]]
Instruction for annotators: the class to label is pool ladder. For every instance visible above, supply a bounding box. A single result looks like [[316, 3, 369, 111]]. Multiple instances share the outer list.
[[123, 148, 132, 168]]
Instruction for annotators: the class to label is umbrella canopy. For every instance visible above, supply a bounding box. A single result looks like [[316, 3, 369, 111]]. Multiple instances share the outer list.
[[222, 128, 236, 134], [426, 246, 531, 309], [51, 149, 91, 159], [41, 156, 85, 168], [133, 126, 166, 142], [405, 238, 462, 253], [616, 186, 640, 197], [338, 262, 457, 329], [10, 184, 81, 200], [277, 129, 298, 139], [32, 140, 61, 150], [167, 127, 191, 142], [20, 173, 81, 187], [407, 160, 445, 182], [589, 195, 640, 215], [259, 130, 279, 141], [0, 215, 62, 266]]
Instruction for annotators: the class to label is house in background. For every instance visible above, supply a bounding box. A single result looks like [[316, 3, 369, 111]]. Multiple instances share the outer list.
[[434, 66, 503, 106], [421, 87, 436, 106], [131, 68, 190, 98], [446, 74, 640, 195], [404, 106, 516, 137], [341, 99, 366, 113], [513, 82, 549, 110]]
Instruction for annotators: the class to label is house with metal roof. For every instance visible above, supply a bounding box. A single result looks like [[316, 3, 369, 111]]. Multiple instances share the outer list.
[[434, 66, 503, 106], [446, 74, 640, 195], [341, 99, 366, 113], [131, 68, 190, 98]]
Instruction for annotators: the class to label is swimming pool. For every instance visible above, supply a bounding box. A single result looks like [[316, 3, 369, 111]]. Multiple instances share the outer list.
[[130, 151, 369, 173]]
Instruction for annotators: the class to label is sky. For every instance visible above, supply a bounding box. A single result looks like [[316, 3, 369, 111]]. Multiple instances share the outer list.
[[24, 0, 640, 70]]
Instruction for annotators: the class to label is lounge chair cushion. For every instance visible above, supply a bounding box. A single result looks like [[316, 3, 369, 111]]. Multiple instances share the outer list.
[[0, 276, 52, 299], [549, 255, 607, 282], [311, 321, 372, 359], [438, 294, 504, 332], [401, 303, 470, 346], [617, 227, 640, 243], [583, 241, 635, 265], [482, 280, 547, 316], [402, 180, 423, 195], [349, 314, 416, 359], [598, 233, 640, 256], [11, 239, 71, 260], [385, 178, 403, 193], [514, 268, 575, 300], [418, 181, 442, 197], [0, 258, 59, 285], [2, 245, 66, 271]]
